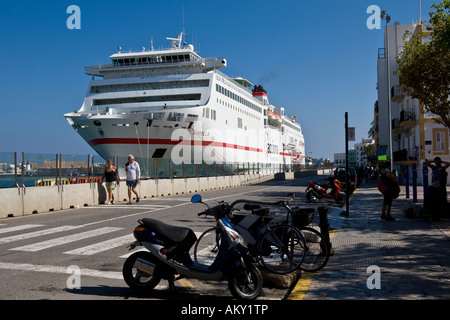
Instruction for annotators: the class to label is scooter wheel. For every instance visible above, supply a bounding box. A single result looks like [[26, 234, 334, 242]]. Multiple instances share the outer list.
[[123, 251, 162, 292], [228, 264, 263, 300], [306, 190, 319, 203]]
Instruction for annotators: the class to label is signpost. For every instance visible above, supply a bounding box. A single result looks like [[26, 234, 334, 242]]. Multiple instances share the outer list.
[[343, 113, 355, 216]]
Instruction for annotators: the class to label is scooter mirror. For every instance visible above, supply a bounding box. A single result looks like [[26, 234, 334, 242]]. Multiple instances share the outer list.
[[191, 194, 202, 203]]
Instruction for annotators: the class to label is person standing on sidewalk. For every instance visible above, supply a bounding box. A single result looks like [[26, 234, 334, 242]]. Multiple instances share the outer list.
[[125, 154, 140, 205], [102, 159, 120, 204], [380, 162, 399, 221], [424, 157, 449, 220]]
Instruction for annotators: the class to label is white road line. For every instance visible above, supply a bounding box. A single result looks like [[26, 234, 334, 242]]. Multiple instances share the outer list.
[[64, 234, 135, 256], [92, 204, 170, 209], [10, 227, 122, 252], [0, 224, 44, 235], [0, 261, 169, 290], [0, 226, 81, 244], [0, 262, 123, 280]]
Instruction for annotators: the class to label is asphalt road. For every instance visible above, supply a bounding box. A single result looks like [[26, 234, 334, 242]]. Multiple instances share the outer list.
[[0, 174, 340, 302]]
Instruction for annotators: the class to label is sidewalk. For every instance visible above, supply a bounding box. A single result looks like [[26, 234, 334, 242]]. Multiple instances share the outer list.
[[290, 181, 450, 300]]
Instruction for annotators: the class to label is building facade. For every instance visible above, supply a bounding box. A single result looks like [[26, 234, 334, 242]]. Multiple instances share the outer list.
[[376, 22, 449, 185]]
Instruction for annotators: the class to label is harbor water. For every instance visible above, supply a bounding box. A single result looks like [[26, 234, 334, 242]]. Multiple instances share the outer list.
[[0, 175, 61, 188]]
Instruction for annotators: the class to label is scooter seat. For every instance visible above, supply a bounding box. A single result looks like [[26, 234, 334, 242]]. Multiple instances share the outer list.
[[243, 203, 269, 216], [140, 218, 195, 244], [243, 203, 261, 210]]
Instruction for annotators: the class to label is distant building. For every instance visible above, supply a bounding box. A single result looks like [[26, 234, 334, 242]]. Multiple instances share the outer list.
[[334, 153, 346, 166], [334, 138, 374, 168], [354, 139, 374, 167]]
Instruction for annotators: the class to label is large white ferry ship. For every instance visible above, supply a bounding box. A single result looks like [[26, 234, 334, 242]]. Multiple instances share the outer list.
[[65, 33, 305, 177]]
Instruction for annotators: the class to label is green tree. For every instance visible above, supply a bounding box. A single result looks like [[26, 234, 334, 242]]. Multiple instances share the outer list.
[[396, 0, 450, 127]]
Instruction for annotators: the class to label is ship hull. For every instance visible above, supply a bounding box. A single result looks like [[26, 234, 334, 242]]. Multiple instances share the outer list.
[[66, 107, 300, 177]]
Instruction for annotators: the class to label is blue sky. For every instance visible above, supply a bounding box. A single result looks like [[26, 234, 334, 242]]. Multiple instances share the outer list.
[[0, 0, 437, 161]]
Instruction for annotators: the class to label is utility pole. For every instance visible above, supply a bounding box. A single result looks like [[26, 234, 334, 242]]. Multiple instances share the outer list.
[[344, 112, 349, 216], [381, 9, 393, 169]]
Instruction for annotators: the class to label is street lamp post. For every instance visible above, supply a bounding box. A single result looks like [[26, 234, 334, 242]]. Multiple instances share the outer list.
[[381, 10, 393, 169]]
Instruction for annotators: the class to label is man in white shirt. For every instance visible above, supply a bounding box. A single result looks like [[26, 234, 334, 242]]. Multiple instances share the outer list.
[[125, 154, 140, 204]]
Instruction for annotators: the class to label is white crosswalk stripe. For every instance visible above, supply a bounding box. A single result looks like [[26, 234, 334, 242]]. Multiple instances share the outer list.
[[0, 224, 44, 235], [10, 227, 122, 252], [0, 225, 80, 244], [64, 234, 135, 256], [0, 224, 202, 260]]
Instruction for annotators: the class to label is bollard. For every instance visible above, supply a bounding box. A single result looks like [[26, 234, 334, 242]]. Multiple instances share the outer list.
[[318, 206, 331, 251]]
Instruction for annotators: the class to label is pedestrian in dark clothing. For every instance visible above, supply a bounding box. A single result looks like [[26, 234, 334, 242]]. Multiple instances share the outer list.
[[424, 157, 449, 221], [380, 162, 399, 221], [102, 159, 120, 204]]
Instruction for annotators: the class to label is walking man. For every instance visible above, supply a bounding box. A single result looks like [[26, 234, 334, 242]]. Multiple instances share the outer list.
[[125, 154, 140, 204]]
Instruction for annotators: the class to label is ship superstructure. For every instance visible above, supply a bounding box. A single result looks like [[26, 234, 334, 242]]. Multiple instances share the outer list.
[[65, 33, 305, 177]]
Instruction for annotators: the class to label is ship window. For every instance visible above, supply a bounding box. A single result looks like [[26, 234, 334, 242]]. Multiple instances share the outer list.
[[150, 112, 165, 120], [152, 148, 167, 159], [92, 94, 201, 106], [138, 57, 148, 64], [167, 112, 184, 122], [166, 56, 172, 63], [186, 114, 198, 122], [203, 108, 210, 119], [238, 117, 243, 129]]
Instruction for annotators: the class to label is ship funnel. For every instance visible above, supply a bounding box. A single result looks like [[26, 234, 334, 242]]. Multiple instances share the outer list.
[[252, 85, 268, 105]]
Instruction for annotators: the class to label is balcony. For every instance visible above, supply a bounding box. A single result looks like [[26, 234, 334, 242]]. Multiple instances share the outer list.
[[393, 148, 419, 162], [392, 118, 400, 130], [391, 85, 405, 101], [400, 109, 417, 128]]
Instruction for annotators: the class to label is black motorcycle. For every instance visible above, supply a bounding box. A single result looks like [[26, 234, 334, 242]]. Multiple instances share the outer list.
[[122, 194, 263, 300]]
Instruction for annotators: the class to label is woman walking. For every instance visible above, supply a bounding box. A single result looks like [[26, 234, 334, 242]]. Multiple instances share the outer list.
[[102, 159, 120, 204]]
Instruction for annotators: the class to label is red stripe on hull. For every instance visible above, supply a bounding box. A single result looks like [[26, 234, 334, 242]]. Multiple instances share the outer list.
[[88, 138, 263, 153]]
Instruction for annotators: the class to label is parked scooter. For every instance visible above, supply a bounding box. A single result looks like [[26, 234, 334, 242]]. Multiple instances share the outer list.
[[122, 194, 263, 300], [305, 176, 344, 204]]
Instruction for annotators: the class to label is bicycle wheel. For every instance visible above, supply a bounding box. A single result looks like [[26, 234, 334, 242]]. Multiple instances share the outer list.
[[258, 224, 306, 274], [193, 227, 222, 267], [299, 226, 330, 272]]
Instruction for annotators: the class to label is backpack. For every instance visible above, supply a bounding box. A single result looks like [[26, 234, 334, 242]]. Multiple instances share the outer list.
[[378, 172, 400, 198]]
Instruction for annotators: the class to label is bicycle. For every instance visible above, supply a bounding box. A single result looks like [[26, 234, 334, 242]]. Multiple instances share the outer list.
[[279, 195, 331, 272], [197, 196, 331, 273], [194, 200, 306, 275]]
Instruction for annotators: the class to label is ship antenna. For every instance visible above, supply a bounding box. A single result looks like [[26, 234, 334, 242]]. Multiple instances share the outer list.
[[182, 7, 185, 34], [150, 36, 154, 51]]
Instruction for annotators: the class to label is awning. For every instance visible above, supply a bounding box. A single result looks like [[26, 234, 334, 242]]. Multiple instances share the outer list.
[[378, 155, 391, 161]]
